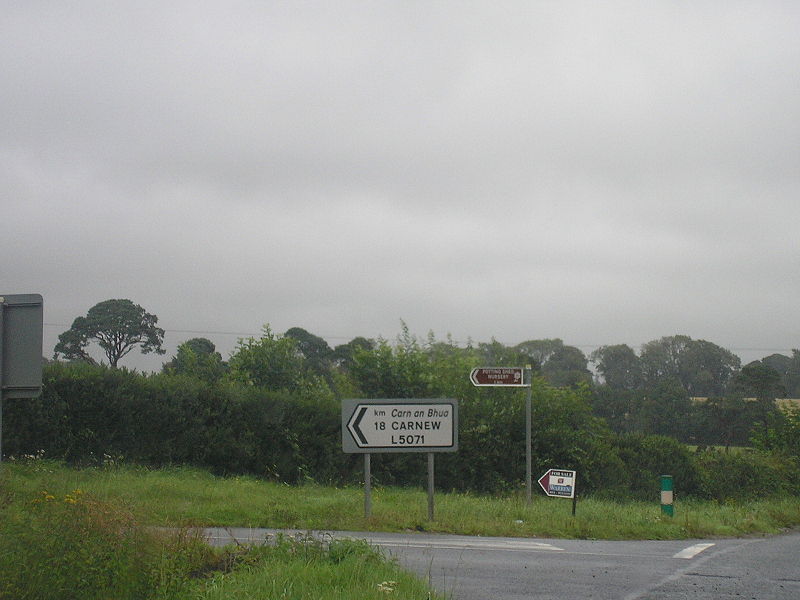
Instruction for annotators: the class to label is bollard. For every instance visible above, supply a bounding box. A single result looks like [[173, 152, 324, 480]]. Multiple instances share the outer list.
[[660, 475, 674, 517]]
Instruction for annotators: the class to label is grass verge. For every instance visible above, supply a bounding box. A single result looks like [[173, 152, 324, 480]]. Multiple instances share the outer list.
[[5, 460, 800, 539], [0, 461, 443, 600]]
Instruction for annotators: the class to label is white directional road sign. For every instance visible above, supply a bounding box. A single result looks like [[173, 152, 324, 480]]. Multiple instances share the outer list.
[[342, 399, 458, 453]]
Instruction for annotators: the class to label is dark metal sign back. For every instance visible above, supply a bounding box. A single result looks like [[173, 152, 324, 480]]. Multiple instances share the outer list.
[[1, 294, 44, 398]]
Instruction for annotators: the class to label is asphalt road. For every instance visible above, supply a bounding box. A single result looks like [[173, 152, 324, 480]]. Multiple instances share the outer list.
[[204, 527, 800, 599]]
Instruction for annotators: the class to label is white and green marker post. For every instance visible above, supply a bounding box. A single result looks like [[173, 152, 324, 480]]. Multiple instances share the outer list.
[[660, 474, 674, 517]]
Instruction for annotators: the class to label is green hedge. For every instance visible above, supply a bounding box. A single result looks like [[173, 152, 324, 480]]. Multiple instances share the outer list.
[[694, 449, 800, 501], [610, 434, 702, 500], [4, 363, 799, 499], [3, 363, 352, 484]]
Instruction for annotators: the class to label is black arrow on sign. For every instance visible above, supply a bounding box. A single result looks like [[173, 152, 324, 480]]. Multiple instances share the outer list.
[[350, 406, 369, 445]]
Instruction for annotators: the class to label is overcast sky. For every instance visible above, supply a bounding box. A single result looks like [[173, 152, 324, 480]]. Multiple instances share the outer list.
[[2, 2, 798, 371]]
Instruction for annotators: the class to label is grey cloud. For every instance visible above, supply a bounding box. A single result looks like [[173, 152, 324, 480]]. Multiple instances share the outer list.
[[2, 2, 798, 371]]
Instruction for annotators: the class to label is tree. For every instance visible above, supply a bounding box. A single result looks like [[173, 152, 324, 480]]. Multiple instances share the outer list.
[[735, 361, 785, 400], [542, 345, 592, 387], [227, 325, 304, 391], [639, 335, 693, 390], [513, 338, 564, 369], [639, 335, 740, 396], [634, 379, 695, 440], [284, 327, 333, 375], [348, 325, 432, 398], [163, 337, 226, 382], [511, 339, 589, 387], [54, 299, 165, 368], [734, 361, 785, 448], [786, 350, 800, 398], [680, 339, 741, 396], [761, 351, 800, 398], [591, 344, 642, 391], [771, 404, 800, 458], [694, 395, 750, 449], [477, 339, 532, 369], [761, 353, 792, 376], [591, 385, 640, 433], [331, 337, 374, 370]]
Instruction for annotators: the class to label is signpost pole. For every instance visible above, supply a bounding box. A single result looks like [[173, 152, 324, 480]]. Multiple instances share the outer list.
[[0, 300, 4, 464], [427, 452, 435, 521], [525, 365, 532, 505], [572, 475, 578, 516], [364, 453, 372, 519]]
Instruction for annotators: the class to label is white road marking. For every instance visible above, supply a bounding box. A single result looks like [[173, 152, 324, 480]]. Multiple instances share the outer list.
[[368, 536, 564, 553], [202, 529, 565, 553], [673, 542, 715, 559]]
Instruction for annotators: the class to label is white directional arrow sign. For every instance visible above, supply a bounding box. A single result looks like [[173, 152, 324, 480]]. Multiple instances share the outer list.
[[538, 469, 576, 498], [342, 399, 458, 453]]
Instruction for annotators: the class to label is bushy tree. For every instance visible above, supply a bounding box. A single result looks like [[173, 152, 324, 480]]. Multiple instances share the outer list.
[[786, 350, 800, 398], [639, 335, 692, 388], [228, 325, 305, 391], [508, 339, 590, 387], [163, 338, 227, 383], [227, 326, 334, 401], [54, 299, 165, 368], [529, 381, 623, 493], [591, 344, 642, 391], [770, 405, 800, 458], [681, 339, 741, 396], [735, 361, 785, 449], [693, 395, 751, 449], [513, 339, 564, 369], [639, 335, 740, 396], [284, 327, 333, 375], [542, 345, 591, 387], [761, 350, 800, 398], [591, 386, 640, 433], [613, 433, 701, 499], [331, 337, 374, 370], [634, 379, 695, 441], [348, 325, 432, 398]]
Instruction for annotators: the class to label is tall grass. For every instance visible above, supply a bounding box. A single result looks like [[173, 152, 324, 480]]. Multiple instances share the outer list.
[[0, 462, 444, 600], [6, 460, 800, 540], [196, 536, 437, 600], [0, 486, 213, 599]]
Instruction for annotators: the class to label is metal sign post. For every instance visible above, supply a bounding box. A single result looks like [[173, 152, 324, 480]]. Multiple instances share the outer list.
[[364, 454, 372, 518], [0, 300, 4, 464], [427, 452, 435, 521], [525, 366, 532, 504]]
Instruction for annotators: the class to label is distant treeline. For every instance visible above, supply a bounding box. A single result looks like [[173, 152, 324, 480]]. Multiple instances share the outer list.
[[160, 326, 800, 448]]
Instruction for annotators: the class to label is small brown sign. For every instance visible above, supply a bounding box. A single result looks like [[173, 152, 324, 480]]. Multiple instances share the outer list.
[[469, 367, 527, 387]]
